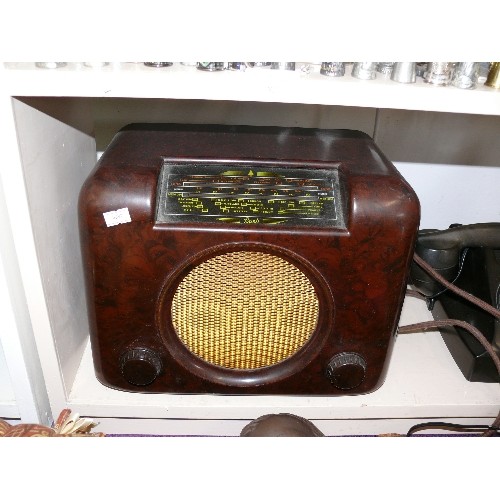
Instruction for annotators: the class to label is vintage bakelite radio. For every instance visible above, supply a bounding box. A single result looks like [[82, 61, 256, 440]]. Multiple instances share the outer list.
[[79, 124, 420, 395]]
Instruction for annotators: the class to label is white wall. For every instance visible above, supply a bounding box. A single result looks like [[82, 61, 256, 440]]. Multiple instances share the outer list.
[[396, 162, 500, 230]]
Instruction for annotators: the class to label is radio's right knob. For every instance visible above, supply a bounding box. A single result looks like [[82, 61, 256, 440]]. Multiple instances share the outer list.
[[326, 352, 367, 390], [120, 347, 162, 386]]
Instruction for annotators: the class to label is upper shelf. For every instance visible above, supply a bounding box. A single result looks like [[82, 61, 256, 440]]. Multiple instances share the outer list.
[[2, 62, 500, 116]]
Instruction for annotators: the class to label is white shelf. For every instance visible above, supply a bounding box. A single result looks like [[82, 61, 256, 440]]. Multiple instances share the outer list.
[[67, 296, 500, 435], [3, 62, 500, 116]]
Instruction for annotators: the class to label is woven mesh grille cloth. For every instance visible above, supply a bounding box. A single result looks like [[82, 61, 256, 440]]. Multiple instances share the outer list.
[[171, 251, 319, 369]]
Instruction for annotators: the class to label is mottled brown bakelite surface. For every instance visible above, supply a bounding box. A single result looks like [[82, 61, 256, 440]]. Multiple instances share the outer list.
[[79, 124, 420, 395]]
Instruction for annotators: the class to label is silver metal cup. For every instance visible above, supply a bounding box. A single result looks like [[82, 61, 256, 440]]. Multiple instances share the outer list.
[[424, 62, 454, 86], [390, 62, 416, 83], [351, 62, 377, 80], [452, 62, 480, 89], [270, 62, 296, 70], [229, 62, 247, 71], [320, 62, 345, 77], [477, 62, 491, 83], [197, 62, 226, 71], [249, 62, 272, 68], [377, 62, 394, 76], [415, 62, 427, 78], [144, 62, 173, 68]]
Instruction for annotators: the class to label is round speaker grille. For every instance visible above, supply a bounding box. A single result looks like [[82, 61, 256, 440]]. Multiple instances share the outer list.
[[171, 251, 320, 370]]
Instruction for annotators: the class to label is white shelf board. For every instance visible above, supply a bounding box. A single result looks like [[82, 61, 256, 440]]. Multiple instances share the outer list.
[[3, 62, 500, 116], [68, 295, 500, 422]]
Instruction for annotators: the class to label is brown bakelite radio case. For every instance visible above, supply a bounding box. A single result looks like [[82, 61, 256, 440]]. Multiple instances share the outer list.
[[79, 124, 420, 395]]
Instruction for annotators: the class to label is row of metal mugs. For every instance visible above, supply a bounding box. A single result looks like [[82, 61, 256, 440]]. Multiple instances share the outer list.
[[320, 62, 499, 90], [146, 62, 500, 90], [33, 62, 500, 90], [196, 62, 499, 90]]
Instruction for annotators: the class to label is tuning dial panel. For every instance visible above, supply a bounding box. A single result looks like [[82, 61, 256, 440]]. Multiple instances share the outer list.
[[120, 347, 163, 386], [326, 352, 367, 390]]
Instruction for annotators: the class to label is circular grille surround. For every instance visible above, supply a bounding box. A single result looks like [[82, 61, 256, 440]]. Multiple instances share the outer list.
[[156, 245, 333, 387]]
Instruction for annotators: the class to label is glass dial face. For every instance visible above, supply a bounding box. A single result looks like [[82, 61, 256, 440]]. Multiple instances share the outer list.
[[156, 162, 345, 228]]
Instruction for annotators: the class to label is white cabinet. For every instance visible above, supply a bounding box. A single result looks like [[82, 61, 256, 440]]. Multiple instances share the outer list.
[[1, 62, 499, 435]]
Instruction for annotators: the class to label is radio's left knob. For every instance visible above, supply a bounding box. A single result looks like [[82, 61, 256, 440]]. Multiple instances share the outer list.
[[120, 348, 162, 386]]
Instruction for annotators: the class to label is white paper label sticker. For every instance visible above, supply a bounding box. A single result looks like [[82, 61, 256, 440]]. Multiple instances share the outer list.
[[103, 207, 132, 227]]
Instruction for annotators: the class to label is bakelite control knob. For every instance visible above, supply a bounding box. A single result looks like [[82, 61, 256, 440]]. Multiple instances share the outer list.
[[326, 352, 367, 390], [120, 347, 162, 386]]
